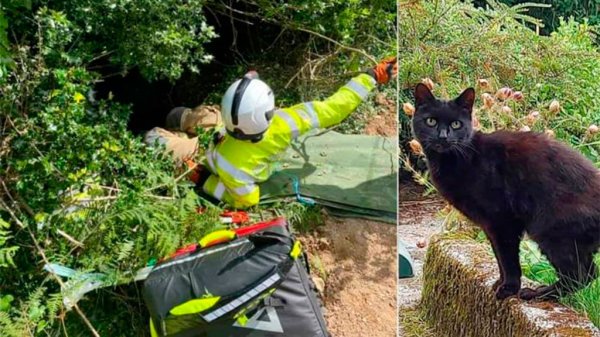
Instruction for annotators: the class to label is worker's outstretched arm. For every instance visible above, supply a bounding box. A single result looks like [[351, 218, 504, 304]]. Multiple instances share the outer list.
[[202, 173, 260, 209], [285, 74, 376, 131], [280, 73, 376, 134], [275, 57, 396, 139]]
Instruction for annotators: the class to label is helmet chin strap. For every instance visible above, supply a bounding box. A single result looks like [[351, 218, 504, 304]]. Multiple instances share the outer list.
[[226, 127, 266, 142]]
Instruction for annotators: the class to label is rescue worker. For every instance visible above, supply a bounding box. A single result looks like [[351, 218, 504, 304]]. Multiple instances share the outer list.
[[144, 105, 222, 164], [147, 57, 396, 208]]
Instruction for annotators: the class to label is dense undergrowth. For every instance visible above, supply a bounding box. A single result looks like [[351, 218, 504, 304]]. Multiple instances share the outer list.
[[399, 0, 600, 328], [399, 0, 600, 163], [475, 0, 600, 34], [0, 0, 395, 335]]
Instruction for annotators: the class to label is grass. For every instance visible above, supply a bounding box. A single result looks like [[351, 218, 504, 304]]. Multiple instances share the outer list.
[[398, 305, 437, 337], [519, 240, 600, 328], [271, 201, 325, 233], [472, 230, 600, 328]]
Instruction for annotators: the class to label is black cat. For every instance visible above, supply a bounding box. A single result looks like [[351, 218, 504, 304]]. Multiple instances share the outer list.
[[411, 83, 600, 300]]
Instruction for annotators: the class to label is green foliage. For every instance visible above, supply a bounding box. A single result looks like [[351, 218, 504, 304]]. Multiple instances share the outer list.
[[0, 9, 9, 60], [251, 0, 396, 55], [1, 0, 394, 335], [0, 288, 62, 337], [273, 201, 325, 233], [0, 7, 222, 334], [519, 240, 558, 284], [6, 0, 216, 81], [400, 0, 600, 164], [212, 0, 397, 134], [195, 126, 217, 151], [0, 218, 18, 268], [519, 240, 600, 328], [477, 0, 600, 34]]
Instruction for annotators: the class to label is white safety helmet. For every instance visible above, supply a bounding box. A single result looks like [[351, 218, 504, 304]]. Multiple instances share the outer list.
[[221, 71, 275, 141]]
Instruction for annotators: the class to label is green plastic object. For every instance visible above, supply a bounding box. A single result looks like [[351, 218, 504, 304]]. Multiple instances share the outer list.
[[398, 239, 414, 278], [260, 131, 397, 222]]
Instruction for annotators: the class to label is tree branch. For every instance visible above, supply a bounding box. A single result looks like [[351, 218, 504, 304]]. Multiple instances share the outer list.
[[209, 1, 377, 64]]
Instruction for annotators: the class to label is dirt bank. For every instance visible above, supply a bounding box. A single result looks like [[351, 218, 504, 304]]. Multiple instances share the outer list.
[[365, 93, 397, 137], [300, 216, 397, 337]]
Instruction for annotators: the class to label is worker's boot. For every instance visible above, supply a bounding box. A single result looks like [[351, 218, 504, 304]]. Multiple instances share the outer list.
[[165, 107, 189, 132], [181, 105, 222, 135]]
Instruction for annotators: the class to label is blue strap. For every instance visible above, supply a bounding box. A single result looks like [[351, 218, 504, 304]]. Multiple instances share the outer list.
[[272, 164, 316, 206], [44, 263, 105, 281], [291, 177, 316, 206]]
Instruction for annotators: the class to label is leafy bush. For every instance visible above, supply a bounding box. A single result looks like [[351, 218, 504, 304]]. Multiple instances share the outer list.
[[475, 0, 600, 34], [1, 11, 224, 334], [5, 0, 217, 81], [399, 0, 600, 165], [1, 0, 395, 335]]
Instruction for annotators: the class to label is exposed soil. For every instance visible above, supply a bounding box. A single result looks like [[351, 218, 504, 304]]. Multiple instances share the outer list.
[[300, 216, 397, 337], [365, 93, 397, 137], [292, 96, 398, 337]]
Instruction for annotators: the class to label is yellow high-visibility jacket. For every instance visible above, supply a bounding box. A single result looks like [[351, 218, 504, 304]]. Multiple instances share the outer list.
[[202, 73, 377, 208]]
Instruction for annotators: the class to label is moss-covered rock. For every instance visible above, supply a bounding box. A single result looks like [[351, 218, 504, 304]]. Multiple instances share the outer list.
[[421, 237, 600, 337]]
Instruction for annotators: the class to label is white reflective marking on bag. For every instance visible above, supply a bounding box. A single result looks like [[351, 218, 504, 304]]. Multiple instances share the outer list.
[[345, 80, 369, 99], [202, 273, 281, 322], [232, 306, 283, 333], [303, 102, 320, 129], [275, 110, 300, 139]]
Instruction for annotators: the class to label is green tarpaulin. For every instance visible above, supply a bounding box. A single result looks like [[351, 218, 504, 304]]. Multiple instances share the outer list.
[[260, 131, 397, 222]]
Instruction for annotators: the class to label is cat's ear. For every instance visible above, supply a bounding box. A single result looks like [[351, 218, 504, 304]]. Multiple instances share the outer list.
[[455, 88, 475, 112], [414, 83, 435, 107]]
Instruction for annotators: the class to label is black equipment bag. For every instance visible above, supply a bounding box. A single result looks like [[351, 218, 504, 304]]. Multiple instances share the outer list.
[[143, 217, 328, 337]]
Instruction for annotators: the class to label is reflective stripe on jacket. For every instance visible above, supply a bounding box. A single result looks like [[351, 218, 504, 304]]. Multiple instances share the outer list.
[[202, 73, 376, 208]]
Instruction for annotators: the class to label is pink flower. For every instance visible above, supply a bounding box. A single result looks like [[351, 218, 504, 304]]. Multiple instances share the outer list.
[[403, 103, 415, 116], [482, 93, 494, 109], [512, 91, 524, 101], [495, 87, 513, 100], [421, 78, 435, 90]]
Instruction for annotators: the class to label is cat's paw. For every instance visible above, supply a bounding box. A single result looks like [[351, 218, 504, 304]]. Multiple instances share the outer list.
[[491, 278, 504, 291], [518, 286, 559, 301], [495, 283, 520, 300], [518, 287, 538, 301]]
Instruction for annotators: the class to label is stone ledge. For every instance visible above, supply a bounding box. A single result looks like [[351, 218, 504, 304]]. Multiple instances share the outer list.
[[420, 237, 600, 337]]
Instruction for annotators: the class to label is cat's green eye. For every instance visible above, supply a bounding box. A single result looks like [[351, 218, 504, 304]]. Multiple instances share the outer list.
[[425, 117, 437, 127], [450, 120, 462, 129]]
